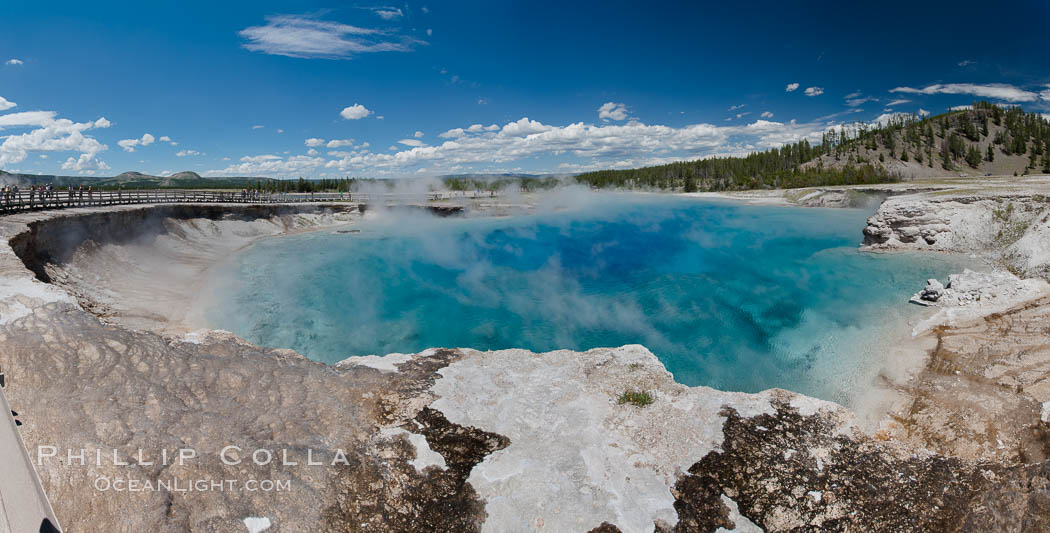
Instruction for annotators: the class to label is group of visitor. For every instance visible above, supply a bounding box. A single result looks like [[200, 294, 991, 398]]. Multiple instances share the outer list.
[[1, 184, 97, 211], [240, 189, 268, 201]]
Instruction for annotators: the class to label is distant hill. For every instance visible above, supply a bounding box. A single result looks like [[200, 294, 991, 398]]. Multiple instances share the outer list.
[[576, 101, 1050, 191], [0, 170, 276, 189], [807, 101, 1050, 179]]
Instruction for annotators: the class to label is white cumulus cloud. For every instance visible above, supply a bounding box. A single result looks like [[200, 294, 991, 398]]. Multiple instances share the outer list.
[[804, 86, 824, 97], [207, 154, 325, 177], [309, 115, 837, 178], [1, 113, 110, 167], [304, 137, 326, 147], [117, 133, 156, 152], [5, 59, 23, 66], [62, 154, 110, 171], [0, 96, 16, 111], [0, 110, 56, 128], [326, 139, 354, 148], [760, 111, 773, 118], [785, 83, 800, 92], [340, 104, 373, 120], [598, 102, 629, 121]]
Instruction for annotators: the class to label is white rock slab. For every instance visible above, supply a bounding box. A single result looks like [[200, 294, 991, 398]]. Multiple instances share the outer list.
[[429, 345, 839, 532]]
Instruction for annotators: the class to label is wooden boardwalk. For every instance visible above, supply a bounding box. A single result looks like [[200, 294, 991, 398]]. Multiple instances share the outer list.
[[0, 188, 499, 215]]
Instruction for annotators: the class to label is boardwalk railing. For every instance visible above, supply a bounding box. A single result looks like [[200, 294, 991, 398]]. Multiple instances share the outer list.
[[0, 379, 63, 532], [0, 189, 500, 215]]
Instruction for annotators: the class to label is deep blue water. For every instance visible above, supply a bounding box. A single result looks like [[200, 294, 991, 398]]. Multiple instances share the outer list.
[[205, 195, 968, 404]]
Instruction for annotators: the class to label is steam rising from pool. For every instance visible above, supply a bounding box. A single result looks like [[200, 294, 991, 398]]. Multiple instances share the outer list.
[[204, 195, 968, 405]]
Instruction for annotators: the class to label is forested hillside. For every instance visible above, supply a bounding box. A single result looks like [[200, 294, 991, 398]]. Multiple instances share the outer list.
[[809, 101, 1050, 179], [576, 101, 1050, 192]]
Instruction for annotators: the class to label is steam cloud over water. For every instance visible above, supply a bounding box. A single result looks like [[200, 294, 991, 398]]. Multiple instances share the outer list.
[[205, 194, 969, 405]]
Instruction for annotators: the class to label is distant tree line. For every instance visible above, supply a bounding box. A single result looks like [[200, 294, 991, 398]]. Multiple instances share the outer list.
[[256, 177, 360, 193], [575, 138, 897, 191], [443, 176, 562, 192]]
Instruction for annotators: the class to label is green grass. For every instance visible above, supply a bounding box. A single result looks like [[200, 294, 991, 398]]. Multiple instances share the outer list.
[[617, 390, 654, 407]]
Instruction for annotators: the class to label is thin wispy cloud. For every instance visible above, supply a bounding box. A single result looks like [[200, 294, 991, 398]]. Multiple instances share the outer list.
[[845, 95, 876, 107], [886, 99, 911, 106], [5, 59, 23, 66], [239, 14, 425, 59], [785, 83, 799, 92], [373, 7, 403, 20], [890, 83, 1044, 102]]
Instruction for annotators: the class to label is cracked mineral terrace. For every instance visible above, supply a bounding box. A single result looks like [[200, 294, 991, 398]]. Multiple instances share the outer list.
[[1, 180, 1050, 532]]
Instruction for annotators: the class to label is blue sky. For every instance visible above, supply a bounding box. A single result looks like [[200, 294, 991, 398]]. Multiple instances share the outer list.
[[1, 0, 1048, 179]]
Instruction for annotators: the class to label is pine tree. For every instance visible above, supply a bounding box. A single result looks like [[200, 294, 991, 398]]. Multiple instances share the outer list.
[[965, 145, 982, 168], [684, 175, 698, 193], [986, 144, 995, 162]]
